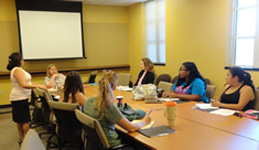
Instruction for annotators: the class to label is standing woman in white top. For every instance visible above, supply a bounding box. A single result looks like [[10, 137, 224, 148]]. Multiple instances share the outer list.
[[7, 52, 47, 145], [45, 64, 66, 88]]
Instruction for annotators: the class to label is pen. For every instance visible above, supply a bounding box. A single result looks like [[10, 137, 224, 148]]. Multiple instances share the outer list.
[[147, 109, 153, 116]]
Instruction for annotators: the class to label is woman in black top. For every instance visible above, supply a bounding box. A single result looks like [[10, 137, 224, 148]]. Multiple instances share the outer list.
[[134, 58, 155, 86], [211, 67, 255, 111]]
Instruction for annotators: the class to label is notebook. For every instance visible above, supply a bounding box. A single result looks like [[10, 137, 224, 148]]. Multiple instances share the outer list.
[[138, 125, 176, 138]]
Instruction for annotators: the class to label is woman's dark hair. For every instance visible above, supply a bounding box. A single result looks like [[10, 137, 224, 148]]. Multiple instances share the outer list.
[[6, 52, 23, 71], [176, 62, 206, 88], [63, 71, 84, 103], [229, 67, 255, 92]]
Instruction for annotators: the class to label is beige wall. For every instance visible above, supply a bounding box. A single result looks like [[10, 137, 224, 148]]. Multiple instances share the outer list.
[[0, 1, 130, 105], [128, 0, 259, 99], [1, 0, 259, 105]]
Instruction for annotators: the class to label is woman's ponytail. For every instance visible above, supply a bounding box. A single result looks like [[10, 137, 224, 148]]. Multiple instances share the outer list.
[[243, 72, 255, 92], [94, 70, 118, 119], [229, 67, 255, 92]]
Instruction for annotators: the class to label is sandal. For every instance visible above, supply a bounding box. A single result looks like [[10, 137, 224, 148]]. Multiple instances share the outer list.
[[18, 139, 23, 147]]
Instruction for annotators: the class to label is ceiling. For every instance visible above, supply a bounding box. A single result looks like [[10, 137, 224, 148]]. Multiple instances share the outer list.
[[63, 0, 148, 6]]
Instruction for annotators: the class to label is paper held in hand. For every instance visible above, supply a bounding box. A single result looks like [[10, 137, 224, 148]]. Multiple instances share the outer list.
[[131, 120, 155, 129]]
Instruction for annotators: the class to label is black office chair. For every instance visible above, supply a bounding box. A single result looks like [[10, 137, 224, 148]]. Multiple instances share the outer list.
[[48, 101, 83, 150], [32, 88, 57, 149], [84, 71, 98, 84], [75, 109, 134, 150], [30, 88, 44, 128], [154, 74, 171, 86]]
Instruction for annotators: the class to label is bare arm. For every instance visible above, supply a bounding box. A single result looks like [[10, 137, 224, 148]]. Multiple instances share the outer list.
[[162, 90, 200, 101], [14, 68, 47, 90], [171, 93, 201, 101], [75, 92, 87, 107], [46, 74, 59, 88], [212, 85, 255, 110], [117, 115, 151, 132]]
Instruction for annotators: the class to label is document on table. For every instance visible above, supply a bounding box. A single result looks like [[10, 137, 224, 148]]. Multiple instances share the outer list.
[[116, 86, 133, 91], [132, 120, 155, 129], [158, 98, 180, 102], [210, 108, 236, 116], [195, 104, 219, 110]]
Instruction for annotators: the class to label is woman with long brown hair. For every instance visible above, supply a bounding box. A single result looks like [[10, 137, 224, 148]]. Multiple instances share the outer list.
[[59, 71, 86, 107]]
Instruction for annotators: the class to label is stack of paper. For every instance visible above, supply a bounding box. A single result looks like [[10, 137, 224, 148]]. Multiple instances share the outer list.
[[195, 104, 219, 110], [158, 98, 180, 102], [116, 86, 133, 91], [210, 109, 236, 116]]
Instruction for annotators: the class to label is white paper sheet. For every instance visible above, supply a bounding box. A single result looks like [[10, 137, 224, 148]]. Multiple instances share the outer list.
[[210, 108, 236, 116], [195, 104, 219, 110]]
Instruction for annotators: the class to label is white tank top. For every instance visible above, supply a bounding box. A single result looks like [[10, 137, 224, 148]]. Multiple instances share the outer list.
[[10, 67, 32, 101]]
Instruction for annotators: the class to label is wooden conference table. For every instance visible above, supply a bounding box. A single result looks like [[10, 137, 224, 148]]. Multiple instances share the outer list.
[[84, 85, 259, 150]]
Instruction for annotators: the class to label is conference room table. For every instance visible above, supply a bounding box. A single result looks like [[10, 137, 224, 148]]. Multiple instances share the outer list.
[[84, 85, 259, 150]]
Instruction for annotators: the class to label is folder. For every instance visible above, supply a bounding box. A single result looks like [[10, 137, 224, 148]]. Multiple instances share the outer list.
[[138, 125, 176, 138]]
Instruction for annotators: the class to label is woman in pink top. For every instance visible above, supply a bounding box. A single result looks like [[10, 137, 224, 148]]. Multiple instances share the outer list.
[[134, 58, 155, 86], [7, 52, 47, 146]]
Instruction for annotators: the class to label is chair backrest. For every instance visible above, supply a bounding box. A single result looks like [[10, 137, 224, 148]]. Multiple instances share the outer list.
[[31, 88, 41, 108], [154, 74, 171, 86], [158, 81, 173, 92], [48, 101, 82, 144], [206, 85, 216, 99], [254, 89, 259, 110], [117, 73, 132, 86], [204, 78, 211, 85], [21, 129, 46, 150], [87, 71, 98, 84], [33, 88, 52, 124], [75, 109, 110, 150], [171, 76, 178, 84]]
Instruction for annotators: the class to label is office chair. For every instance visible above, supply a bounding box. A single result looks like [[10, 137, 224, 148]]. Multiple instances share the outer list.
[[84, 71, 98, 84], [154, 74, 171, 86], [204, 78, 211, 85], [117, 73, 132, 86], [171, 76, 178, 84], [31, 88, 58, 149], [75, 109, 133, 150], [206, 85, 216, 99], [30, 88, 44, 128], [48, 101, 83, 150], [158, 81, 173, 92], [254, 89, 259, 110], [21, 129, 46, 150]]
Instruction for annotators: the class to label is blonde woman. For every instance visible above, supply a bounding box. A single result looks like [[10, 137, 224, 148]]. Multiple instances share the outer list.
[[45, 64, 65, 88], [134, 57, 155, 86], [84, 70, 151, 147]]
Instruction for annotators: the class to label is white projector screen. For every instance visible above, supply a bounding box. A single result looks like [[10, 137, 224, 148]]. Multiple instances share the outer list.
[[18, 10, 84, 60]]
